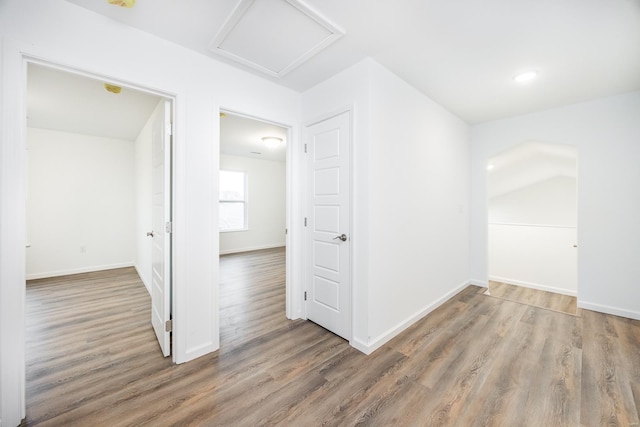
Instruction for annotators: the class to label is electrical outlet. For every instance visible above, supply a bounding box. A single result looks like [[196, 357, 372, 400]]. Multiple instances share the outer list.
[[80, 246, 86, 253]]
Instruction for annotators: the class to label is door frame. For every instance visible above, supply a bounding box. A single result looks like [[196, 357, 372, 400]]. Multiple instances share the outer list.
[[302, 107, 354, 341], [217, 108, 296, 323], [484, 141, 579, 296], [0, 50, 178, 424]]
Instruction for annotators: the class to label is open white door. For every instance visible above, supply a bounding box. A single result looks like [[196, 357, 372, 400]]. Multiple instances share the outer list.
[[150, 100, 172, 357], [305, 111, 351, 340]]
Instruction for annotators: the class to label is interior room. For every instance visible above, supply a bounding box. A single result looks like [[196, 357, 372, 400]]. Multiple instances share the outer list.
[[486, 142, 578, 314], [1, 0, 639, 425], [218, 112, 288, 348], [25, 64, 162, 287]]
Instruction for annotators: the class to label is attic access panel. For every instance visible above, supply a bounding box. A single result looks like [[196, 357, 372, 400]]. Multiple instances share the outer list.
[[209, 0, 344, 78]]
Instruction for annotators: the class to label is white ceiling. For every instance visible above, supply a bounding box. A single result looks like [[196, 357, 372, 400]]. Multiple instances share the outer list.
[[210, 0, 344, 78], [27, 64, 161, 141], [220, 113, 288, 162], [28, 64, 284, 161], [487, 141, 577, 198], [64, 0, 640, 124]]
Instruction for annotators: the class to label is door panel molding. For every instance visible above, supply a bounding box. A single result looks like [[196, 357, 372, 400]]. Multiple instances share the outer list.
[[305, 110, 352, 340]]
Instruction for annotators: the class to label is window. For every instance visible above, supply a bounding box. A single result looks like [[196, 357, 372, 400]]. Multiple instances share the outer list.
[[219, 170, 247, 231]]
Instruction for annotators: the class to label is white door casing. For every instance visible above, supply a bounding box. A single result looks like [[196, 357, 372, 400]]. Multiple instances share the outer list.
[[305, 111, 351, 340], [151, 100, 172, 357]]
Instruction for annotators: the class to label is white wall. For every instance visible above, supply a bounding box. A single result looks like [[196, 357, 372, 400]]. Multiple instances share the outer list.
[[489, 176, 577, 225], [471, 91, 640, 320], [488, 176, 578, 294], [302, 59, 470, 354], [134, 102, 155, 293], [367, 63, 470, 348], [488, 224, 577, 294], [219, 154, 286, 254], [0, 1, 302, 424], [26, 128, 135, 279]]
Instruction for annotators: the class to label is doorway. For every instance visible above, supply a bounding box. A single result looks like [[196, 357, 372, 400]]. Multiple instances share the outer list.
[[218, 110, 290, 348], [486, 141, 578, 311], [25, 62, 174, 355]]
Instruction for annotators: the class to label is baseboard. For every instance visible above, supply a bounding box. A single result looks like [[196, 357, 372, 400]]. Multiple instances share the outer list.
[[350, 337, 372, 355], [354, 280, 471, 355], [26, 262, 134, 280], [488, 275, 577, 297], [578, 301, 640, 321], [469, 278, 488, 288], [219, 243, 285, 255]]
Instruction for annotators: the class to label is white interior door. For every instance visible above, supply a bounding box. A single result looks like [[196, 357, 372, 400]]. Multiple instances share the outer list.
[[150, 100, 172, 357], [305, 111, 351, 340]]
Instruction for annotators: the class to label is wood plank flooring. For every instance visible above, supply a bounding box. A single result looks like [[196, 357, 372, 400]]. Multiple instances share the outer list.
[[23, 248, 640, 426], [485, 280, 579, 316]]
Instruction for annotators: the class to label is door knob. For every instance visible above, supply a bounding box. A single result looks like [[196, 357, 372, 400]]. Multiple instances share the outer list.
[[146, 231, 155, 237], [333, 234, 347, 242]]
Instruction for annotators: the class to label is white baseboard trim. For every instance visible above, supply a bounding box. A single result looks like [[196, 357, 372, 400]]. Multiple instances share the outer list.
[[469, 278, 488, 288], [350, 337, 372, 355], [578, 301, 640, 321], [488, 275, 577, 297], [26, 262, 135, 280], [354, 280, 471, 355], [219, 243, 285, 255]]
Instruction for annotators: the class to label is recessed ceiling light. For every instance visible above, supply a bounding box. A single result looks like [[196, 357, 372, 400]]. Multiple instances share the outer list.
[[513, 71, 538, 83], [486, 163, 495, 171]]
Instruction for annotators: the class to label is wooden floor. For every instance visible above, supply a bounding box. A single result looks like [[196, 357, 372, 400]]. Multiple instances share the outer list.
[[23, 248, 640, 426], [486, 280, 579, 316]]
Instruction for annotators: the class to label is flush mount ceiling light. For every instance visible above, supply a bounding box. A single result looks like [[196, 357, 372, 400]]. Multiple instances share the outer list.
[[486, 163, 495, 171], [513, 70, 538, 83], [108, 0, 135, 7], [104, 83, 122, 94], [262, 136, 284, 149]]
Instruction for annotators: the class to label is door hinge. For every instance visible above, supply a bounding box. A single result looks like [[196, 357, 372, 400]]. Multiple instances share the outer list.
[[304, 291, 307, 301], [166, 123, 173, 136], [304, 217, 307, 227], [165, 221, 173, 233], [165, 319, 172, 332], [285, 228, 288, 235], [304, 143, 307, 153]]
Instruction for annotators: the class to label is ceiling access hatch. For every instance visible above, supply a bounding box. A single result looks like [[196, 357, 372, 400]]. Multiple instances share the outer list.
[[209, 0, 344, 78]]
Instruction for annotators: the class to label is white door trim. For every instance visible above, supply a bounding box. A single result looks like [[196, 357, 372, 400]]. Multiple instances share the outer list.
[[216, 108, 298, 321], [0, 39, 28, 427], [0, 44, 179, 426], [303, 107, 354, 341]]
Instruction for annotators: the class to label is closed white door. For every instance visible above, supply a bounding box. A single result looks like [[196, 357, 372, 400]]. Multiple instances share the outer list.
[[150, 100, 172, 357], [305, 111, 351, 340]]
